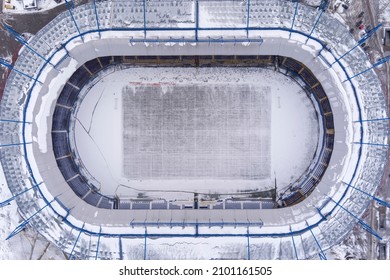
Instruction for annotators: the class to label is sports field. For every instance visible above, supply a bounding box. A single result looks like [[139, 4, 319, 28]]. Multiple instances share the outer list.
[[123, 84, 271, 180]]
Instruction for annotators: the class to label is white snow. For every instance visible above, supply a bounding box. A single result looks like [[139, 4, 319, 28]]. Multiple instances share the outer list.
[[0, 164, 26, 259], [2, 0, 64, 14], [34, 59, 78, 153], [71, 66, 319, 198], [0, 163, 65, 259]]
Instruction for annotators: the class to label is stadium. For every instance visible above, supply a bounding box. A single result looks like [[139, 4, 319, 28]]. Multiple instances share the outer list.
[[0, 0, 388, 259]]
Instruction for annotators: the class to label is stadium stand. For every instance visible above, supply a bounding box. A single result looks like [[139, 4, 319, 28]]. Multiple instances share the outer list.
[[132, 202, 151, 210], [52, 132, 71, 159], [212, 203, 224, 209], [243, 202, 261, 209], [99, 56, 112, 68], [67, 176, 90, 198], [52, 106, 71, 131], [225, 202, 242, 210], [151, 201, 168, 210], [56, 157, 79, 181], [56, 84, 79, 107], [168, 203, 181, 210], [278, 56, 335, 207], [84, 59, 103, 75], [68, 66, 91, 87], [52, 57, 117, 209], [118, 201, 131, 210], [98, 197, 114, 209], [84, 191, 101, 207]]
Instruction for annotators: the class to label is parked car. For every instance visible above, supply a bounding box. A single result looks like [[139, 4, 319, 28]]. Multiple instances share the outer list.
[[4, 4, 15, 9], [355, 20, 363, 28]]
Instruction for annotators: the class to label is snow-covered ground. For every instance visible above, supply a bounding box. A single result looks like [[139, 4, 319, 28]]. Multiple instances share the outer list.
[[330, 226, 370, 260], [302, 0, 322, 7], [73, 66, 319, 198], [0, 164, 28, 259], [0, 164, 66, 259], [2, 0, 64, 14]]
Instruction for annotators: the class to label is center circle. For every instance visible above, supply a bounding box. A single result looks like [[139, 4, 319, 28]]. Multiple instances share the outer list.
[[69, 64, 320, 200]]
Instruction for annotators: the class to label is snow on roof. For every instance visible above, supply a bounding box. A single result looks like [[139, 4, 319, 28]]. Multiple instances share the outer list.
[[23, 0, 37, 9]]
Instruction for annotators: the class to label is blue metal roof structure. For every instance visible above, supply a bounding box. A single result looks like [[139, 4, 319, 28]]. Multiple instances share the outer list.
[[0, 0, 388, 259]]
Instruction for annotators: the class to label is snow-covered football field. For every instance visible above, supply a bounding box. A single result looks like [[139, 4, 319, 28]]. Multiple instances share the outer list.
[[73, 66, 319, 198]]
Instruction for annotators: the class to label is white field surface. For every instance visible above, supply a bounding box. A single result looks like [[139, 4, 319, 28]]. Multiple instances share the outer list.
[[72, 67, 319, 198]]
